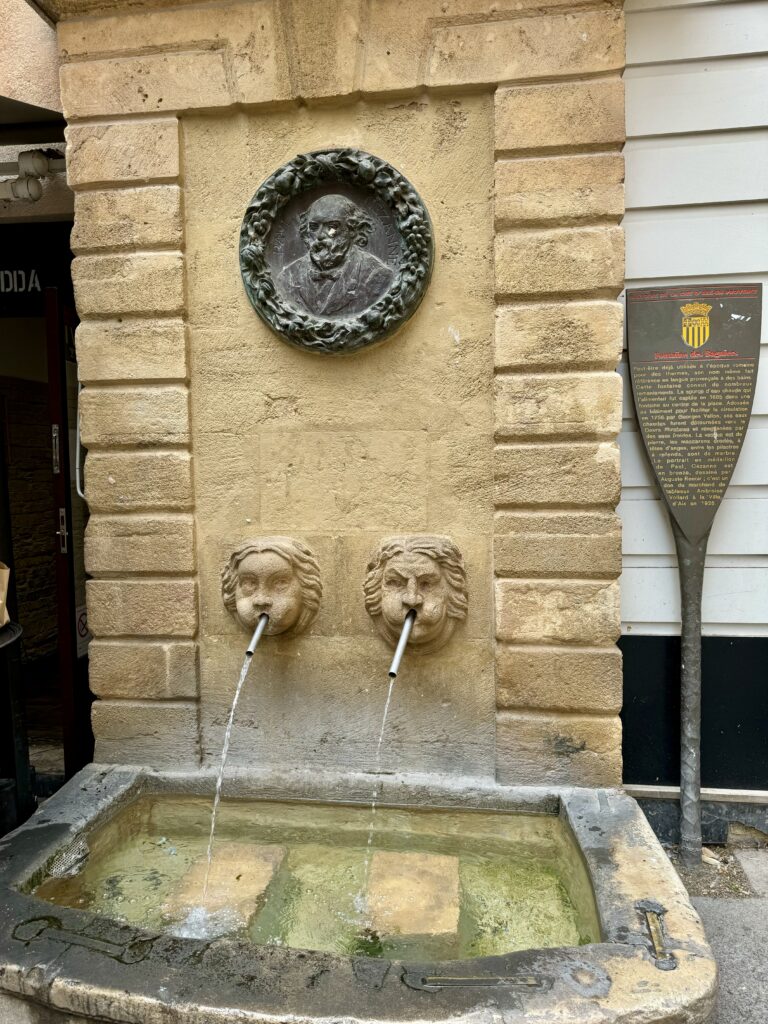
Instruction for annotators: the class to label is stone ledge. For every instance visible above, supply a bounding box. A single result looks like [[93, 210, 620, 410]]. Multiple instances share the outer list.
[[76, 320, 188, 383], [92, 699, 200, 766], [495, 301, 623, 371], [85, 514, 195, 575], [66, 119, 179, 189], [495, 578, 620, 645], [496, 78, 625, 153], [71, 186, 182, 252], [494, 371, 622, 439], [496, 643, 622, 713], [80, 386, 189, 448], [89, 640, 198, 699], [494, 441, 621, 507], [87, 578, 198, 637], [84, 450, 193, 511], [496, 710, 622, 785]]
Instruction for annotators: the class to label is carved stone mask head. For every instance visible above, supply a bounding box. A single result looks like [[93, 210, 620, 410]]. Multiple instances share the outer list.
[[299, 194, 372, 271], [363, 536, 468, 654], [221, 538, 322, 636]]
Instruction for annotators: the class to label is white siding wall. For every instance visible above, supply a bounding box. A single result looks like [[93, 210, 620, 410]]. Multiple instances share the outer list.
[[621, 0, 768, 636]]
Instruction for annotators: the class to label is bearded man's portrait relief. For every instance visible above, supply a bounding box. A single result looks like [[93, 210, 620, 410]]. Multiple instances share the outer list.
[[221, 537, 322, 637], [363, 535, 468, 655], [276, 194, 394, 318]]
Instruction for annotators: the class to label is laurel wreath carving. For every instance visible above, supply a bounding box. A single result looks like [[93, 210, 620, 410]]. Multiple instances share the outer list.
[[239, 148, 434, 355]]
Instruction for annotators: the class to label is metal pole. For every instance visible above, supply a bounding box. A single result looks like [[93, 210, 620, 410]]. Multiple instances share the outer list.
[[671, 519, 709, 867], [388, 610, 416, 679], [246, 613, 269, 657]]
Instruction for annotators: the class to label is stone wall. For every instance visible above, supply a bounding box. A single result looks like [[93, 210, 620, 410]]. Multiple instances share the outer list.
[[59, 0, 625, 784]]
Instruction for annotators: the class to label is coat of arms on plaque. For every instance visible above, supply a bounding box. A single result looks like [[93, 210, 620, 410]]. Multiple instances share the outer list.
[[239, 149, 434, 355], [680, 302, 712, 349]]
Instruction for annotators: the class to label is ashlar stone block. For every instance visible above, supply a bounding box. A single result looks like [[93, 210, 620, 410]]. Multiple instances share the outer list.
[[494, 372, 622, 439], [89, 640, 198, 700], [496, 710, 622, 785], [85, 514, 195, 575], [368, 851, 460, 939], [84, 451, 193, 512], [92, 699, 200, 766], [494, 442, 621, 507], [429, 10, 623, 88], [494, 511, 621, 579], [72, 253, 184, 317], [496, 644, 622, 713], [495, 226, 624, 298], [87, 579, 198, 638], [495, 579, 620, 645], [66, 119, 179, 188], [495, 79, 625, 153], [495, 301, 622, 371], [80, 386, 189, 449], [61, 51, 231, 120], [71, 186, 182, 253], [76, 320, 188, 383], [495, 155, 624, 227], [165, 843, 285, 923]]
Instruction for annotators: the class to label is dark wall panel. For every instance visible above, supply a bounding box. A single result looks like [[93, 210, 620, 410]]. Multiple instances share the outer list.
[[621, 636, 768, 790]]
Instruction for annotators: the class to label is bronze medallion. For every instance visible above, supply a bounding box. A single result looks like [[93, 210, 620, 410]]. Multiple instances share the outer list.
[[239, 149, 434, 354]]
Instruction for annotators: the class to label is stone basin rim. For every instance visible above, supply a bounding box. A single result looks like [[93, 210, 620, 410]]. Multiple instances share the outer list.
[[0, 764, 717, 1024]]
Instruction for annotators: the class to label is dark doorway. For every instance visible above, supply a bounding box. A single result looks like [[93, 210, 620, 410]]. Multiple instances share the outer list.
[[0, 222, 92, 818]]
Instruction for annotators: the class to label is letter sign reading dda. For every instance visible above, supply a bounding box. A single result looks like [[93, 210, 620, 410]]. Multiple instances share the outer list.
[[627, 283, 762, 867]]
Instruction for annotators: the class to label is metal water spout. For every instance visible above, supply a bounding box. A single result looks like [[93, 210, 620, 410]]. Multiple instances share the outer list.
[[388, 610, 416, 678], [246, 613, 270, 657]]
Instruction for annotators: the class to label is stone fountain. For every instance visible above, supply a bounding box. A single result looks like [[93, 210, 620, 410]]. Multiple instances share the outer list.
[[0, 0, 715, 1020]]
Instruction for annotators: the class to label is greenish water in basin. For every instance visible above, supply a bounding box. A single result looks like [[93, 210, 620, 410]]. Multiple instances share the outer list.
[[31, 796, 600, 960]]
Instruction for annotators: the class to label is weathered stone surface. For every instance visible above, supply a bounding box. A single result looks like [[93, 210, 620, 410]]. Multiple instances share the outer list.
[[165, 843, 284, 922], [80, 386, 189, 448], [361, 0, 614, 95], [84, 451, 193, 511], [259, 431, 429, 532], [66, 119, 179, 188], [495, 226, 624, 297], [92, 700, 200, 766], [0, 0, 61, 113], [494, 442, 621, 507], [429, 10, 623, 88], [494, 372, 622, 439], [496, 579, 620, 645], [495, 155, 624, 227], [496, 644, 622, 713], [494, 511, 621, 578], [368, 850, 460, 937], [59, 2, 287, 104], [72, 253, 184, 316], [89, 639, 199, 699], [75, 320, 187, 382], [71, 186, 182, 252], [61, 51, 231, 120], [495, 301, 622, 371], [495, 79, 625, 153], [85, 514, 195, 575], [496, 710, 622, 785], [87, 579, 198, 637]]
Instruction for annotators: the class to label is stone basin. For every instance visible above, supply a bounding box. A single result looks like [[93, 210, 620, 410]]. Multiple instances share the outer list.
[[0, 765, 716, 1024]]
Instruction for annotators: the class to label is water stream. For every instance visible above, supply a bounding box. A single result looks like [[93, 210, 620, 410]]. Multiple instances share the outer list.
[[356, 612, 414, 918], [203, 613, 269, 899]]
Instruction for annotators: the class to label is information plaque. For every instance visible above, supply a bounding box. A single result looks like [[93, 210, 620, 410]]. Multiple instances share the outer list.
[[627, 283, 762, 864]]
